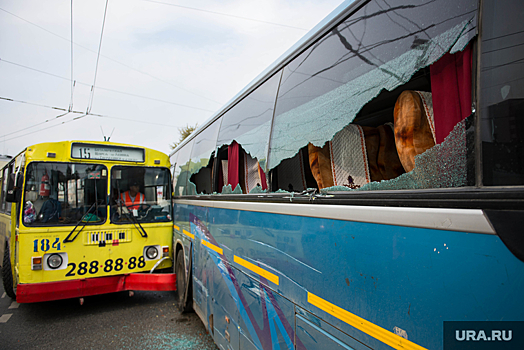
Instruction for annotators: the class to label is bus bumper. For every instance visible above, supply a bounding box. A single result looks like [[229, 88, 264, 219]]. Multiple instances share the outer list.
[[16, 273, 176, 303]]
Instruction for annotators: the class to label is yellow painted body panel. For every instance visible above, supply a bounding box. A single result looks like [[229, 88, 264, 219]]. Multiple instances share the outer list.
[[1, 140, 173, 290], [18, 223, 172, 284]]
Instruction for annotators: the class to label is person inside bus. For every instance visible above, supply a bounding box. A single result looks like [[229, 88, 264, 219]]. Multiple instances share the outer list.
[[120, 181, 146, 214], [37, 194, 62, 223]]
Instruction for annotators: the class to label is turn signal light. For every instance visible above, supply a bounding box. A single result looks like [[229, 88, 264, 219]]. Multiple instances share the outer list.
[[162, 246, 169, 257], [32, 256, 42, 270]]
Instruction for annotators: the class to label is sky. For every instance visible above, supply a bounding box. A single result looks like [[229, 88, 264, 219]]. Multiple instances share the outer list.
[[0, 0, 343, 157]]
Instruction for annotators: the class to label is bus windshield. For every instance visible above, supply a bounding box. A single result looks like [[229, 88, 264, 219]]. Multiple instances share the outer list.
[[23, 162, 108, 226], [110, 166, 171, 223]]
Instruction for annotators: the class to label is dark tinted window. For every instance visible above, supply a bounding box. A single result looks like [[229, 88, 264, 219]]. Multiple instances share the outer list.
[[480, 0, 524, 185]]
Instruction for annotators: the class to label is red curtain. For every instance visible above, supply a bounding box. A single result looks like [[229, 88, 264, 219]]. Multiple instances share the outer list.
[[430, 43, 472, 144], [258, 164, 268, 190], [228, 141, 240, 189]]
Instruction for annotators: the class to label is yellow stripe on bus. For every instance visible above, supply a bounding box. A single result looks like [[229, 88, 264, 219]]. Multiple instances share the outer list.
[[201, 239, 223, 255], [182, 229, 194, 239], [233, 255, 279, 285], [307, 293, 427, 350], [173, 224, 180, 231]]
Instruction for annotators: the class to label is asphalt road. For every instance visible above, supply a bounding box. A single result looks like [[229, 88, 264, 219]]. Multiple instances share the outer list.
[[0, 282, 218, 350]]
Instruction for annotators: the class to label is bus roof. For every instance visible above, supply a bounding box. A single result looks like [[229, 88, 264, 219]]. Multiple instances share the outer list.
[[22, 140, 169, 166]]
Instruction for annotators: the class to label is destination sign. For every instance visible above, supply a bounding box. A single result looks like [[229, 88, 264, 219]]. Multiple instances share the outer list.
[[71, 143, 145, 162]]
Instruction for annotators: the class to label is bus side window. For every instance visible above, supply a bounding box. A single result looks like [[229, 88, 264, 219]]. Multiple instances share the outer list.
[[215, 143, 269, 194], [273, 42, 473, 192], [189, 157, 213, 195], [270, 146, 316, 192], [0, 176, 3, 212]]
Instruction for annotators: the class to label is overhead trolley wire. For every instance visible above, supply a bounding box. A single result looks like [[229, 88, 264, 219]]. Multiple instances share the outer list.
[[86, 0, 109, 114], [0, 58, 215, 112], [142, 0, 309, 31], [1, 112, 84, 143], [69, 0, 75, 112], [0, 110, 70, 139], [0, 6, 222, 106], [0, 95, 183, 138]]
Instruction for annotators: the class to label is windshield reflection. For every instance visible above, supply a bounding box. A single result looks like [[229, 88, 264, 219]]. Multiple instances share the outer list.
[[23, 162, 107, 226]]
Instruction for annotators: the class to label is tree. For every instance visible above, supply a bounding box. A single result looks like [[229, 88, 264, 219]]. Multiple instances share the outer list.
[[170, 124, 198, 150]]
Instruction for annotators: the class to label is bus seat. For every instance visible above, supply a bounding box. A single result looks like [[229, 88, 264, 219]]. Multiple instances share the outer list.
[[393, 90, 436, 173], [243, 154, 267, 193], [309, 123, 405, 190], [376, 124, 406, 181], [308, 142, 333, 189]]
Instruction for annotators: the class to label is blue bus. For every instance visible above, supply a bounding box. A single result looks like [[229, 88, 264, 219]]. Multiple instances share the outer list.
[[170, 0, 524, 349]]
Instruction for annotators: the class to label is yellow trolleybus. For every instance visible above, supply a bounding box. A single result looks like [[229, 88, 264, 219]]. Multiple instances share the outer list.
[[0, 140, 174, 303]]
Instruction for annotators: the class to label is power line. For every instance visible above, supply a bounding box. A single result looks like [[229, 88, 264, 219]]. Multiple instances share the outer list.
[[0, 96, 70, 112], [0, 111, 70, 138], [69, 0, 74, 111], [87, 0, 109, 114], [0, 58, 215, 112], [142, 0, 309, 31], [2, 112, 82, 143], [0, 6, 223, 105], [0, 95, 183, 129]]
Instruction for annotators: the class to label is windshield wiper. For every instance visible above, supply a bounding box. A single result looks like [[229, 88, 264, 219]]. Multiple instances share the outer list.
[[123, 208, 148, 238], [64, 202, 97, 243]]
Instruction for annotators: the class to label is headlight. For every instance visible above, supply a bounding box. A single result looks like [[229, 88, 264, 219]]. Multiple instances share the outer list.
[[145, 246, 159, 260], [47, 254, 63, 269]]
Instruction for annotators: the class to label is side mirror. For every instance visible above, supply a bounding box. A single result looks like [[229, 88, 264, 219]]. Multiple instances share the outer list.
[[5, 173, 23, 203]]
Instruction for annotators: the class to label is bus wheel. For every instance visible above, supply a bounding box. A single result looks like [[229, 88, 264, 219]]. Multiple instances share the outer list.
[[2, 244, 16, 299], [176, 250, 193, 313]]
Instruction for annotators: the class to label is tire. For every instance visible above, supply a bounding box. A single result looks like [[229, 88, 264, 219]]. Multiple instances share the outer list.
[[2, 244, 16, 299], [176, 249, 193, 313]]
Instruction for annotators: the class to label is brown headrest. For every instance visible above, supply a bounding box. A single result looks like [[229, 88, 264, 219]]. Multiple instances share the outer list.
[[394, 91, 436, 172]]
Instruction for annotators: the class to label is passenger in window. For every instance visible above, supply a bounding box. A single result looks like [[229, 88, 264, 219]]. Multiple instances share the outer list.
[[121, 181, 146, 211], [23, 187, 38, 225], [38, 194, 62, 223]]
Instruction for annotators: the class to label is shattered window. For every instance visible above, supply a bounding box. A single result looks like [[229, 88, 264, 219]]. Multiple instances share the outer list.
[[172, 139, 194, 196], [215, 71, 282, 194], [323, 116, 472, 192], [480, 0, 524, 185], [171, 0, 482, 196], [267, 0, 477, 192], [187, 120, 220, 194], [217, 71, 282, 170]]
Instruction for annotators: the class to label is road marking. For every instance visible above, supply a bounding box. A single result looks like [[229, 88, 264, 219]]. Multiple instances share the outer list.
[[1, 292, 5, 298], [0, 314, 12, 323], [8, 301, 19, 309]]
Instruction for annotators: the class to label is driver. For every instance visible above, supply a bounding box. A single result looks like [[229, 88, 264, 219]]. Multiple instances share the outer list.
[[120, 181, 146, 210]]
